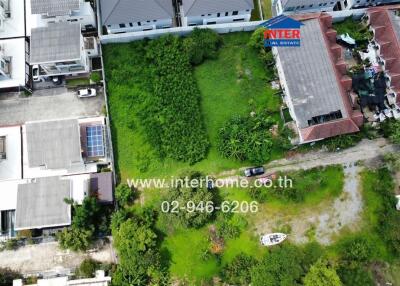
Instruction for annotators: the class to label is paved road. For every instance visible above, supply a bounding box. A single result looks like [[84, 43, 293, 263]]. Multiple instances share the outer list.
[[0, 88, 105, 126]]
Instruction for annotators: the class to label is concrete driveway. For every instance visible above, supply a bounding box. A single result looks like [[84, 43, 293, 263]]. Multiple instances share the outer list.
[[0, 87, 105, 126]]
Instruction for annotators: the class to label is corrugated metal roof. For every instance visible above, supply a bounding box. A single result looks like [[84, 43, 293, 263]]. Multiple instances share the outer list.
[[182, 0, 254, 16], [31, 0, 80, 16], [276, 18, 347, 129], [15, 177, 71, 230], [100, 0, 174, 26], [26, 119, 83, 170], [30, 22, 81, 64]]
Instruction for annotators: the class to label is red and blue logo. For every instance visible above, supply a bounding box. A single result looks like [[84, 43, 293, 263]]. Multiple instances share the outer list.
[[260, 15, 304, 47]]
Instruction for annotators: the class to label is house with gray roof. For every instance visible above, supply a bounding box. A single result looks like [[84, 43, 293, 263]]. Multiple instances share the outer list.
[[180, 0, 253, 26], [30, 22, 91, 78], [273, 14, 364, 143], [99, 0, 175, 34], [272, 0, 337, 16], [15, 176, 72, 230], [30, 0, 96, 30]]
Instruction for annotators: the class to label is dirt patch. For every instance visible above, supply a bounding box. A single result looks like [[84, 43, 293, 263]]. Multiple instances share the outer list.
[[255, 163, 364, 245]]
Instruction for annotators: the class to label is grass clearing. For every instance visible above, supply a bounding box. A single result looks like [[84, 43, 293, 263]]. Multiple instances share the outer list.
[[105, 32, 281, 182]]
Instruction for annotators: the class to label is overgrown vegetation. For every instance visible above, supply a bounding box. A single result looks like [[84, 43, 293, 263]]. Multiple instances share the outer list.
[[57, 197, 110, 251], [333, 17, 373, 49]]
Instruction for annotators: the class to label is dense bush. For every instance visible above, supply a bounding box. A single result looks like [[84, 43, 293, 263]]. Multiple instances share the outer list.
[[112, 215, 168, 286], [104, 33, 212, 166], [57, 228, 93, 252], [115, 184, 135, 207], [0, 268, 22, 286], [337, 264, 374, 286], [218, 112, 279, 164], [372, 168, 400, 256], [77, 259, 99, 278], [162, 172, 215, 228], [381, 119, 400, 145], [304, 259, 342, 286], [221, 254, 257, 285], [183, 28, 222, 65], [338, 236, 374, 264]]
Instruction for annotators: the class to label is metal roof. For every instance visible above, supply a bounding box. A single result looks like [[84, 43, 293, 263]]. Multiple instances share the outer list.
[[15, 177, 71, 230], [276, 19, 347, 129], [30, 0, 80, 16], [181, 0, 254, 16], [30, 23, 81, 64], [26, 119, 83, 170], [100, 0, 174, 26]]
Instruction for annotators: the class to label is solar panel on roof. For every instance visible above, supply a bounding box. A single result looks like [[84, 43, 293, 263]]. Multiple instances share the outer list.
[[86, 125, 105, 158]]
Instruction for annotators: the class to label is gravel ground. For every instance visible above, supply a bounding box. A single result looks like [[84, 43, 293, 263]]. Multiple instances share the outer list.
[[0, 239, 116, 276]]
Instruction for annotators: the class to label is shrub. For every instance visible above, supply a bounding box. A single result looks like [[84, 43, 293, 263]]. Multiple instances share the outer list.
[[77, 259, 99, 278], [221, 254, 257, 285], [183, 28, 222, 65], [218, 112, 276, 164], [115, 184, 135, 206], [338, 236, 373, 263], [0, 268, 22, 286], [381, 119, 400, 144], [248, 27, 266, 51], [337, 263, 374, 286], [57, 228, 93, 252], [162, 172, 215, 228], [90, 71, 101, 83], [304, 259, 342, 286]]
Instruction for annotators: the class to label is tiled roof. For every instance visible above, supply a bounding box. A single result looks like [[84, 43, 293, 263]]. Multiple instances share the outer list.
[[181, 0, 253, 16], [100, 0, 174, 26], [31, 0, 79, 16]]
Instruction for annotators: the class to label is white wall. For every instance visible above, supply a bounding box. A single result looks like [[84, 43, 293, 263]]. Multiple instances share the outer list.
[[181, 9, 252, 26], [106, 18, 172, 34], [275, 0, 336, 15], [341, 0, 400, 9], [100, 21, 264, 44]]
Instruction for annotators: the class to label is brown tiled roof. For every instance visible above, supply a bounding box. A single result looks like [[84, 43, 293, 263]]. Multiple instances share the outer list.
[[300, 119, 360, 143]]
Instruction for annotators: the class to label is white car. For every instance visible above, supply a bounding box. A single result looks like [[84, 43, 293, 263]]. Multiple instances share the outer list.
[[396, 195, 400, 211], [32, 65, 40, 82], [77, 88, 97, 98]]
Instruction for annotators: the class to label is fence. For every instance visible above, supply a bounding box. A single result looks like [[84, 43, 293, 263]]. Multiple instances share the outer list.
[[100, 21, 265, 44]]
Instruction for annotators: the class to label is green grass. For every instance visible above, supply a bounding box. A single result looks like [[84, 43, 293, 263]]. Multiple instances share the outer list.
[[66, 77, 90, 87], [161, 228, 219, 284], [222, 231, 266, 265], [105, 32, 281, 182], [262, 0, 273, 19]]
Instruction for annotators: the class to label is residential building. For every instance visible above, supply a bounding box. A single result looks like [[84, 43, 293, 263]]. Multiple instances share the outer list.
[[273, 0, 338, 15], [0, 38, 26, 89], [340, 0, 400, 9], [273, 14, 364, 144], [0, 117, 113, 239], [29, 0, 96, 30], [180, 0, 254, 26], [30, 22, 95, 79], [0, 0, 25, 39], [367, 7, 400, 103], [99, 0, 174, 34], [13, 270, 111, 286]]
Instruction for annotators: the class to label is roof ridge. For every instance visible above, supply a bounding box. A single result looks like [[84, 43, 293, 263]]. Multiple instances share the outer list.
[[103, 0, 123, 26]]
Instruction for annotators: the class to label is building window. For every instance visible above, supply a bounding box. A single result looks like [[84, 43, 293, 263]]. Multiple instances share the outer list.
[[217, 13, 220, 17], [138, 22, 141, 26], [232, 11, 238, 15], [119, 23, 126, 28], [225, 12, 229, 16], [307, 110, 343, 126]]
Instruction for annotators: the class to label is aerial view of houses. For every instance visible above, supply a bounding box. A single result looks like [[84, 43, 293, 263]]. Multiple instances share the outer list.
[[1, 0, 400, 285]]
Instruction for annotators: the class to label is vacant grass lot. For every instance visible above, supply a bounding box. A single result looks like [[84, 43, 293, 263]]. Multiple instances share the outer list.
[[104, 32, 281, 181], [156, 166, 344, 284]]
